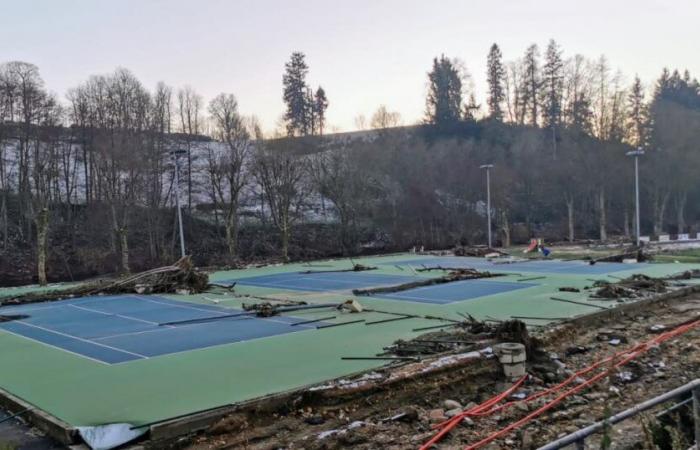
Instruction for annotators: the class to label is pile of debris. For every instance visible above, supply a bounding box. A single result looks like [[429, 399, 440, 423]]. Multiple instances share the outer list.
[[587, 247, 650, 264], [454, 245, 508, 257], [1, 256, 209, 306], [299, 263, 376, 275], [353, 268, 503, 296], [380, 317, 535, 360], [668, 269, 700, 280], [591, 274, 669, 299]]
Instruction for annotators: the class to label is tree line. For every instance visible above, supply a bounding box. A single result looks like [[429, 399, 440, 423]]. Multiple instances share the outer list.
[[0, 44, 698, 286]]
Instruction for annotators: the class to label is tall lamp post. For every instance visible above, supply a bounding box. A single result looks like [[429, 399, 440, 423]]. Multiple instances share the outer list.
[[626, 148, 644, 246], [480, 164, 494, 248], [170, 149, 187, 258]]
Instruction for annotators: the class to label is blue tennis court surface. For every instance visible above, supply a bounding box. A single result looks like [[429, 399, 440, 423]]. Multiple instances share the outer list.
[[385, 257, 642, 275], [0, 295, 319, 364], [376, 279, 537, 304], [233, 271, 421, 292]]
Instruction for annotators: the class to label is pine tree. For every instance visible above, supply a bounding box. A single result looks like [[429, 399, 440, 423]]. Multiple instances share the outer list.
[[283, 52, 310, 136], [541, 39, 564, 130], [486, 43, 505, 120], [627, 75, 648, 147], [464, 93, 480, 121], [425, 55, 463, 128], [314, 86, 329, 135], [521, 44, 541, 126], [569, 91, 593, 134], [305, 86, 315, 135], [541, 39, 564, 157]]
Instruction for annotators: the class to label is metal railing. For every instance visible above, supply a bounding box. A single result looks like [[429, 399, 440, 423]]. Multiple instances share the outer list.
[[537, 378, 700, 450]]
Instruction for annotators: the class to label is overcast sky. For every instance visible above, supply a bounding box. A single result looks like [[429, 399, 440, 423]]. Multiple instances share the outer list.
[[1, 0, 698, 133]]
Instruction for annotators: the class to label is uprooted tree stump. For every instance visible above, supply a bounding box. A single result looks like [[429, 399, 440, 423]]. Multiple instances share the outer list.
[[1, 256, 209, 306]]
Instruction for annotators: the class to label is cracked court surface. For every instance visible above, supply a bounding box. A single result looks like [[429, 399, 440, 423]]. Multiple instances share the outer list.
[[1, 253, 698, 429]]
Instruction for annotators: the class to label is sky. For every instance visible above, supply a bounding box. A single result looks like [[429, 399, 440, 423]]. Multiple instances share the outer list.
[[1, 0, 698, 133]]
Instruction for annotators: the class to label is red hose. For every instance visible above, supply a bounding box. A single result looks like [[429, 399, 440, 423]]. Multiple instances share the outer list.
[[419, 375, 527, 450], [463, 319, 700, 449], [420, 318, 699, 450]]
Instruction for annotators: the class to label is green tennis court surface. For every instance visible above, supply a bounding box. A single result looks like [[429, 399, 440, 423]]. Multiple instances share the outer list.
[[1, 253, 698, 434]]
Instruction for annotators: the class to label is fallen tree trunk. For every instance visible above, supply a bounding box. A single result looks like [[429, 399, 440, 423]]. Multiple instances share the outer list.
[[353, 269, 504, 296], [588, 248, 650, 264], [1, 256, 209, 306], [299, 263, 377, 275]]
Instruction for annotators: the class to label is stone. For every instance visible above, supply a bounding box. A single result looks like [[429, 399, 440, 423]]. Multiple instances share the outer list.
[[445, 408, 462, 417], [305, 416, 325, 425], [428, 409, 446, 422], [443, 399, 462, 410], [514, 401, 529, 413]]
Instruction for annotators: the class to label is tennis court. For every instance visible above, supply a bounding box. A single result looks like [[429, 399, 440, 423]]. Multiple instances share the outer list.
[[233, 271, 421, 292], [0, 294, 321, 364], [2, 253, 697, 444], [387, 256, 642, 275], [375, 279, 538, 304]]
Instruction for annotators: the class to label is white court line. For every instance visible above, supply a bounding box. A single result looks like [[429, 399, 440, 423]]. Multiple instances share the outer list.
[[242, 275, 416, 292], [9, 320, 148, 359], [0, 327, 112, 365], [132, 295, 309, 327], [95, 313, 313, 343], [133, 295, 234, 315], [110, 321, 321, 365], [385, 283, 540, 302], [93, 325, 184, 341], [68, 304, 163, 326]]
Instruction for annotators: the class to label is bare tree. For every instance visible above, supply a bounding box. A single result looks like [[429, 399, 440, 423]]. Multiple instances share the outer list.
[[370, 105, 402, 129], [32, 98, 63, 285], [309, 148, 366, 253], [177, 86, 202, 209], [207, 93, 252, 258], [253, 146, 306, 261]]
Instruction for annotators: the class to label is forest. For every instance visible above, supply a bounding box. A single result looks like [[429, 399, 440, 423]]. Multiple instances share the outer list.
[[0, 40, 699, 286]]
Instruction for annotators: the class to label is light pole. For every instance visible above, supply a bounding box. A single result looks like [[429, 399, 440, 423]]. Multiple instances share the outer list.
[[626, 148, 644, 246], [170, 149, 187, 258], [480, 164, 494, 248]]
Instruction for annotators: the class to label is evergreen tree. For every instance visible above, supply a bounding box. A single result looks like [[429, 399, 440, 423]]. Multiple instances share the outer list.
[[314, 86, 329, 135], [541, 39, 564, 157], [486, 43, 505, 120], [521, 44, 541, 126], [541, 39, 564, 130], [425, 55, 463, 128], [305, 86, 315, 135], [283, 52, 310, 136], [626, 75, 649, 147], [569, 92, 594, 134], [464, 93, 480, 121]]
